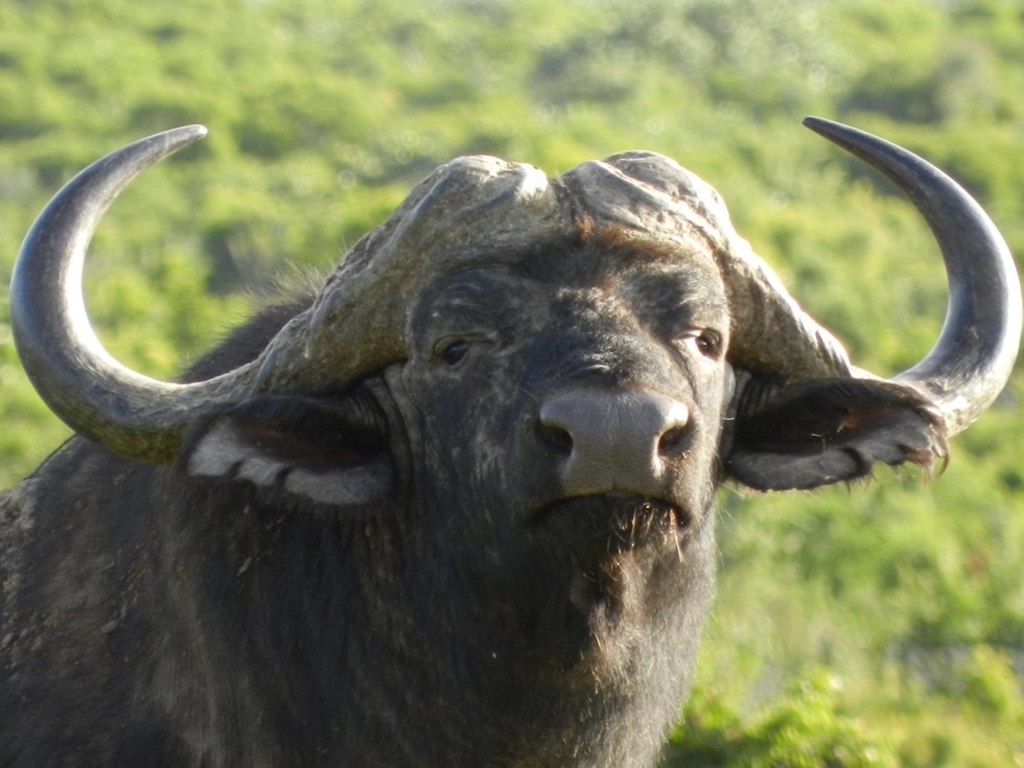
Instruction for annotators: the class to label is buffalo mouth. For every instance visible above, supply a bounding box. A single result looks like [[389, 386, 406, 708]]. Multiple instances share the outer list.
[[532, 494, 692, 556]]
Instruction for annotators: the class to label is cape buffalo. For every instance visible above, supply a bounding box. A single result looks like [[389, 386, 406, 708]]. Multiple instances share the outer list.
[[1, 118, 1020, 767]]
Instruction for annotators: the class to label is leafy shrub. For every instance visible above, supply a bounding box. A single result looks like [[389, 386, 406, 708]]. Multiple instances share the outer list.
[[664, 673, 897, 767]]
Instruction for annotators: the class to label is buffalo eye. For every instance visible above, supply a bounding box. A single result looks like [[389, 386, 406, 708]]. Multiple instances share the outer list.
[[677, 328, 723, 360], [438, 339, 471, 367], [695, 330, 722, 358]]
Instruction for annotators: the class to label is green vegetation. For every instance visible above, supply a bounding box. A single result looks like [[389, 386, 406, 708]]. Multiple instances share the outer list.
[[1, 0, 1021, 764]]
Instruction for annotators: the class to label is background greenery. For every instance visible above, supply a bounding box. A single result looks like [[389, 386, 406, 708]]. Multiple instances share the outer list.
[[1, 0, 1021, 764]]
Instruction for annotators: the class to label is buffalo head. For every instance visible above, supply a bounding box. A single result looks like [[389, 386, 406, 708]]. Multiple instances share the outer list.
[[3, 119, 1020, 766]]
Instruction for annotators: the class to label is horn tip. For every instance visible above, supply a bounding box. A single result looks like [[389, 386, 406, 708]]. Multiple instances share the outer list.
[[802, 115, 850, 143], [170, 124, 209, 146]]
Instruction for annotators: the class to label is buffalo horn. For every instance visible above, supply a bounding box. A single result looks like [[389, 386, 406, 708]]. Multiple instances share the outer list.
[[10, 126, 262, 463], [804, 117, 1022, 436]]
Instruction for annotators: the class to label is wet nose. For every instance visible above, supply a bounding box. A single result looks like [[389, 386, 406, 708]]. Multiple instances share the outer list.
[[538, 388, 691, 497]]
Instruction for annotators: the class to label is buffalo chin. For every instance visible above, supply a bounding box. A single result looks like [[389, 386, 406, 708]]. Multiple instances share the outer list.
[[514, 494, 713, 765], [521, 494, 700, 642]]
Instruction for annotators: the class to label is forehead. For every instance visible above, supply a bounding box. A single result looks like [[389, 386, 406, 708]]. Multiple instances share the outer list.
[[417, 226, 727, 312], [542, 225, 723, 290]]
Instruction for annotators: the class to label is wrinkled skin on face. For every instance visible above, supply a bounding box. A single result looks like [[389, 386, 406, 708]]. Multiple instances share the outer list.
[[372, 230, 730, 764]]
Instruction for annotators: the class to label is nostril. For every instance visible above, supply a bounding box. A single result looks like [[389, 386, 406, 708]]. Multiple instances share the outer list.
[[658, 426, 688, 455], [657, 401, 691, 456], [539, 422, 574, 456], [538, 397, 579, 457]]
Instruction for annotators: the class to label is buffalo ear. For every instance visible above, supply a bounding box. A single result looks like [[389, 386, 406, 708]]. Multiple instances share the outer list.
[[724, 378, 948, 491], [179, 393, 395, 511]]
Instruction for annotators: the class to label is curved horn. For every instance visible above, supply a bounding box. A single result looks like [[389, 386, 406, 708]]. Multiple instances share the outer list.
[[10, 126, 258, 463], [804, 117, 1022, 437], [11, 131, 565, 464]]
